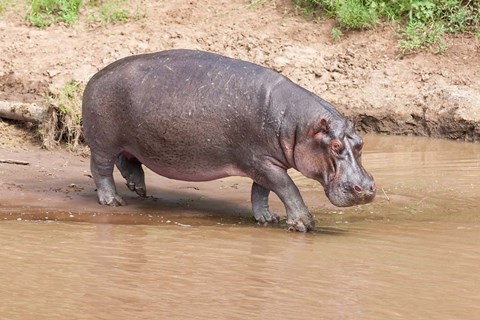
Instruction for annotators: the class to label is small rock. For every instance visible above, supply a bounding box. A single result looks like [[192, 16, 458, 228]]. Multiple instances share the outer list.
[[176, 222, 191, 227], [272, 56, 290, 72]]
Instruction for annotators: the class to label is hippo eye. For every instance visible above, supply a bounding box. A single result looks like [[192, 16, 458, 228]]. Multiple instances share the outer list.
[[331, 140, 344, 155], [356, 139, 364, 151], [348, 135, 363, 153]]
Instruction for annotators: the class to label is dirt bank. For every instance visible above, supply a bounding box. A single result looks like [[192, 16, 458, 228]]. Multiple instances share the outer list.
[[0, 0, 479, 144]]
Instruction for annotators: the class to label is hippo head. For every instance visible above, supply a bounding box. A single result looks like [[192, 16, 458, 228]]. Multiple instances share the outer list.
[[294, 118, 376, 207]]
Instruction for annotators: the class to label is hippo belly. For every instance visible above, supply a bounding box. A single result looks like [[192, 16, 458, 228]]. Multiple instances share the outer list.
[[124, 149, 248, 182]]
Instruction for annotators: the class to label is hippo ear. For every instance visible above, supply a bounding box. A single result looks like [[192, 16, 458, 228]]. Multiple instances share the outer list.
[[309, 118, 330, 138]]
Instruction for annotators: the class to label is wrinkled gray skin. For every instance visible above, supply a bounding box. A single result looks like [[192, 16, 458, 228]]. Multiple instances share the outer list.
[[82, 49, 375, 232]]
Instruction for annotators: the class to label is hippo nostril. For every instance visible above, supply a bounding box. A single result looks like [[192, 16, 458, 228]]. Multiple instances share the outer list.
[[353, 185, 362, 193], [370, 183, 376, 193]]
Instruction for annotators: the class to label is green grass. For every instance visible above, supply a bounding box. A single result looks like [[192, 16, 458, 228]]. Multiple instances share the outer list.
[[26, 0, 144, 28], [400, 20, 448, 54], [322, 0, 378, 30], [99, 3, 129, 23], [293, 0, 480, 53], [28, 0, 82, 28], [331, 26, 343, 41], [246, 0, 268, 10], [0, 0, 6, 14], [87, 0, 142, 26]]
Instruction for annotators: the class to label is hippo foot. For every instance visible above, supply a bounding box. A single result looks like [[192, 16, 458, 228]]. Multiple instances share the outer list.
[[116, 153, 147, 198], [98, 192, 126, 207], [254, 209, 280, 226], [286, 214, 316, 232], [126, 181, 147, 198]]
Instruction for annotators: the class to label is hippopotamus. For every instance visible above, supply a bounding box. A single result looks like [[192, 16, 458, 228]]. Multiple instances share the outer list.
[[82, 49, 375, 232]]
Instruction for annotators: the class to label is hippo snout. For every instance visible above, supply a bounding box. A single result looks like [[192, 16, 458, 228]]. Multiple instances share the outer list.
[[326, 175, 376, 207], [349, 179, 376, 203]]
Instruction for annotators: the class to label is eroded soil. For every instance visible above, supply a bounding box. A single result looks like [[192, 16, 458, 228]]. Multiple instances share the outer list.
[[0, 0, 479, 143]]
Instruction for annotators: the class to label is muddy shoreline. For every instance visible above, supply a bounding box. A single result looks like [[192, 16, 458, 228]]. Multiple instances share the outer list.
[[2, 134, 478, 228]]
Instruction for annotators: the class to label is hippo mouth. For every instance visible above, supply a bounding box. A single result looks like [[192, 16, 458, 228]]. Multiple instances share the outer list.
[[325, 178, 376, 207]]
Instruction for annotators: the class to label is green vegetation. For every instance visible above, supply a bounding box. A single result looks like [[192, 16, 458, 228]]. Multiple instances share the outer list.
[[331, 26, 344, 41], [321, 0, 378, 29], [97, 1, 129, 23], [28, 0, 82, 27], [25, 0, 143, 28], [400, 20, 448, 54], [293, 0, 480, 53], [0, 0, 8, 14], [86, 0, 144, 26], [246, 0, 268, 10], [41, 80, 84, 150]]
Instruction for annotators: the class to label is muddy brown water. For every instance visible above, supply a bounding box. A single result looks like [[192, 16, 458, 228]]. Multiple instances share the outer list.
[[1, 135, 479, 320]]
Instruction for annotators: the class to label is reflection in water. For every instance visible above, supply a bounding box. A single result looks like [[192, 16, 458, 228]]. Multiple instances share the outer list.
[[1, 135, 479, 319]]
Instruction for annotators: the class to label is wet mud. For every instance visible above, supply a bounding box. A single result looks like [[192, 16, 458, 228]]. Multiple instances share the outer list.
[[1, 135, 478, 225]]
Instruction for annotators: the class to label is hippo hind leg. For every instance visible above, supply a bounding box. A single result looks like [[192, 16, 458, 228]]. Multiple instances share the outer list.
[[251, 182, 280, 225], [90, 151, 126, 206], [116, 152, 147, 198]]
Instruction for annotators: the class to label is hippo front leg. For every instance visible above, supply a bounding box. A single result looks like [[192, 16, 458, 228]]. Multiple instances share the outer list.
[[252, 165, 315, 232]]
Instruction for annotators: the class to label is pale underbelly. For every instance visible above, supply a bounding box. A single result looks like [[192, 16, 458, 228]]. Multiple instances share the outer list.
[[144, 163, 248, 182]]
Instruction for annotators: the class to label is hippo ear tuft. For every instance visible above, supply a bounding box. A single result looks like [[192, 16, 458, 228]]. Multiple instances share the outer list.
[[314, 118, 330, 135], [319, 118, 330, 133], [308, 118, 330, 138]]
